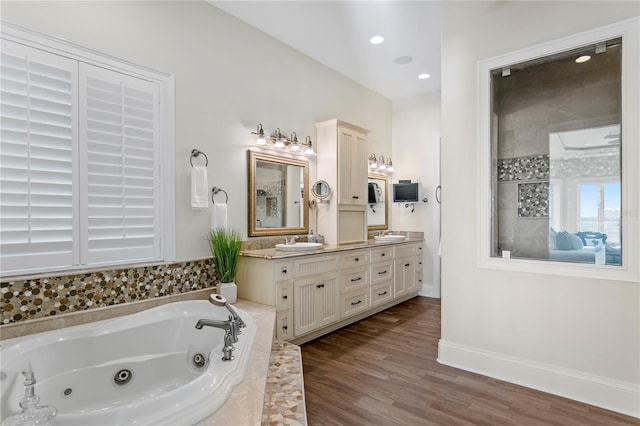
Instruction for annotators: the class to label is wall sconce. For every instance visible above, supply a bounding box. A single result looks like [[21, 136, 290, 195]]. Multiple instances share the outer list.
[[368, 153, 394, 173], [251, 124, 315, 156], [251, 123, 268, 145]]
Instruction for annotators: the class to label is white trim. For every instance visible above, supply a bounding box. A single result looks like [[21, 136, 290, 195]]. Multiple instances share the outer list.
[[438, 339, 640, 418], [477, 18, 639, 283]]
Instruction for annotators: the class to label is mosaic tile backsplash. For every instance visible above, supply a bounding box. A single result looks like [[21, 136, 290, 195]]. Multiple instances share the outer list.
[[1, 259, 215, 325]]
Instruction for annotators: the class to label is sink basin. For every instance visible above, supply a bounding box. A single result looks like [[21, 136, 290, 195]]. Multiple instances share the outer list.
[[275, 242, 323, 252], [374, 234, 407, 242]]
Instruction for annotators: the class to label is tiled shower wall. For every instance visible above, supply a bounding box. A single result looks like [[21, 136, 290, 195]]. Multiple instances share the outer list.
[[492, 43, 620, 259], [1, 259, 215, 325]]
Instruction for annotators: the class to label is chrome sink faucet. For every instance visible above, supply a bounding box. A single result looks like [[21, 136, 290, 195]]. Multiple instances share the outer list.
[[195, 315, 238, 361], [285, 235, 299, 245]]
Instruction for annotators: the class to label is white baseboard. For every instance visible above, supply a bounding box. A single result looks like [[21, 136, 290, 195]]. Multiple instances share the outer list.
[[418, 281, 440, 298], [438, 339, 640, 418]]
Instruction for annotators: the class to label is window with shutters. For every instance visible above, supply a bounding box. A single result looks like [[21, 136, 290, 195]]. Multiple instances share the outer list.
[[1, 25, 174, 277]]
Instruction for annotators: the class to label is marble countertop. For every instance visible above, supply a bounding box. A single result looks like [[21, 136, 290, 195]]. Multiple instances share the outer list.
[[241, 237, 424, 260]]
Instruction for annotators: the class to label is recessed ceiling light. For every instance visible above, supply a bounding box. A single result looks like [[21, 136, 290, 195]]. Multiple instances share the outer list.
[[418, 73, 431, 80], [394, 56, 413, 65], [369, 35, 384, 45], [575, 55, 591, 63]]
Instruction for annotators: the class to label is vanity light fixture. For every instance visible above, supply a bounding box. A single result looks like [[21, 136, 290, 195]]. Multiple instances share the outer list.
[[368, 154, 394, 173], [251, 125, 315, 155], [251, 123, 268, 145]]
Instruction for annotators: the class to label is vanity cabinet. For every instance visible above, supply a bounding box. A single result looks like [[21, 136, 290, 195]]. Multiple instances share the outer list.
[[237, 240, 423, 344], [316, 119, 369, 246]]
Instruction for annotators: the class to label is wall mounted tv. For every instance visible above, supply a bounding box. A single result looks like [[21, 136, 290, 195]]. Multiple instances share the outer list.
[[392, 182, 421, 203]]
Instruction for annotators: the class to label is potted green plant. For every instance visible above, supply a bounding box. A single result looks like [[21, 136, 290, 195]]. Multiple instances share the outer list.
[[208, 228, 242, 303]]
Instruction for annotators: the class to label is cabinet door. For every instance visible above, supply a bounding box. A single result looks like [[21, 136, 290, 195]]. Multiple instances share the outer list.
[[394, 257, 415, 298], [293, 273, 339, 336], [338, 127, 367, 205]]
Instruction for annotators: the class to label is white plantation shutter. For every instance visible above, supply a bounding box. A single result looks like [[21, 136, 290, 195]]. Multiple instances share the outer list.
[[0, 30, 168, 276], [0, 40, 78, 273], [80, 64, 160, 264]]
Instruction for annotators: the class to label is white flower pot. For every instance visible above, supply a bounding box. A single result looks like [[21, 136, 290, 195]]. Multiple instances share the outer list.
[[216, 282, 237, 304]]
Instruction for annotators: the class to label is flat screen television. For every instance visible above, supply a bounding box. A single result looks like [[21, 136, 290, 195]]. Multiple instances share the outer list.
[[392, 182, 420, 203]]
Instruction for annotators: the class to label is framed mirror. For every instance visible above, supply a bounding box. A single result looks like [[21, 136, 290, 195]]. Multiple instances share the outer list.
[[367, 173, 388, 231], [248, 150, 309, 237]]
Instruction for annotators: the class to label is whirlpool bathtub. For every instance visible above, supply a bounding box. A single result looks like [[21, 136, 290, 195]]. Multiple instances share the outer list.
[[0, 300, 256, 425]]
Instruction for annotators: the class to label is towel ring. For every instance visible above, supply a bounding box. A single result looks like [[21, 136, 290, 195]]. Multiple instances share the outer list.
[[190, 149, 209, 167], [211, 186, 228, 204]]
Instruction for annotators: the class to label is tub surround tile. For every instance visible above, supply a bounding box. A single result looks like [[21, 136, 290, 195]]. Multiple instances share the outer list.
[[1, 259, 215, 326]]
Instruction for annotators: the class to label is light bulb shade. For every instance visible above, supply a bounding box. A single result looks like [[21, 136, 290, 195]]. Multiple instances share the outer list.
[[303, 136, 316, 155], [252, 123, 268, 145]]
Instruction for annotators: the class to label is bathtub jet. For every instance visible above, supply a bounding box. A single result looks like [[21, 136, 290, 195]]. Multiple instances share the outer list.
[[0, 300, 256, 426]]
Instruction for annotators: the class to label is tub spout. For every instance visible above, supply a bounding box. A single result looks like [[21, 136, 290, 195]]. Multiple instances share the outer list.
[[195, 315, 238, 361]]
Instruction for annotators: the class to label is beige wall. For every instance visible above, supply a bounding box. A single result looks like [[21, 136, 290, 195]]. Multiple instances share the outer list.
[[1, 1, 392, 262], [440, 1, 639, 416]]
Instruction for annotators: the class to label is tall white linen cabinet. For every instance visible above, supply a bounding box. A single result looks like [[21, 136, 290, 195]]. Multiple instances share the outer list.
[[315, 119, 369, 245]]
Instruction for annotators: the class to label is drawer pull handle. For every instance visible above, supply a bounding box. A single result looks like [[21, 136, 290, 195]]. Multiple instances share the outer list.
[[352, 195, 359, 199], [404, 263, 411, 267], [381, 253, 386, 256], [378, 270, 387, 275], [378, 291, 388, 296], [355, 257, 359, 262], [282, 269, 287, 274], [350, 300, 362, 306], [316, 284, 325, 289], [350, 277, 362, 282], [282, 295, 288, 299], [282, 325, 288, 330]]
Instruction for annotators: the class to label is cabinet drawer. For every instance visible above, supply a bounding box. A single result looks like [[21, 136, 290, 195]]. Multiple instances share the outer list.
[[370, 281, 393, 307], [394, 244, 416, 258], [275, 310, 293, 341], [340, 266, 369, 293], [370, 246, 393, 263], [276, 281, 293, 312], [293, 255, 339, 278], [341, 249, 369, 268], [274, 261, 293, 282], [340, 289, 369, 319], [370, 261, 393, 285]]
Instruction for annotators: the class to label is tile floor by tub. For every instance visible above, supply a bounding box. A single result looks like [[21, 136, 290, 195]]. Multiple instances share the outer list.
[[262, 341, 307, 425]]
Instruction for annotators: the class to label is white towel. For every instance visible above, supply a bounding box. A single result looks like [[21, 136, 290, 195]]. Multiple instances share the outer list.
[[211, 202, 228, 230], [191, 166, 209, 210]]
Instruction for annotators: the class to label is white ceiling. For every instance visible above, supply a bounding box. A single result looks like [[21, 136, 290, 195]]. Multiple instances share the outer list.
[[208, 1, 441, 100]]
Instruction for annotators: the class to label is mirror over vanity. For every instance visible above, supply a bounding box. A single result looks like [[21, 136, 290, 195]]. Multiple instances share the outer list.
[[367, 173, 388, 231], [248, 150, 309, 237]]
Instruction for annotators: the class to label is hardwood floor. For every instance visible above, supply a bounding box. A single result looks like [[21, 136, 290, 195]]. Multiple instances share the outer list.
[[300, 296, 638, 426]]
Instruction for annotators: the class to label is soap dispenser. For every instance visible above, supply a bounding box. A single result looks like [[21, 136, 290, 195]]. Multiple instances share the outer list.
[[307, 229, 316, 243]]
